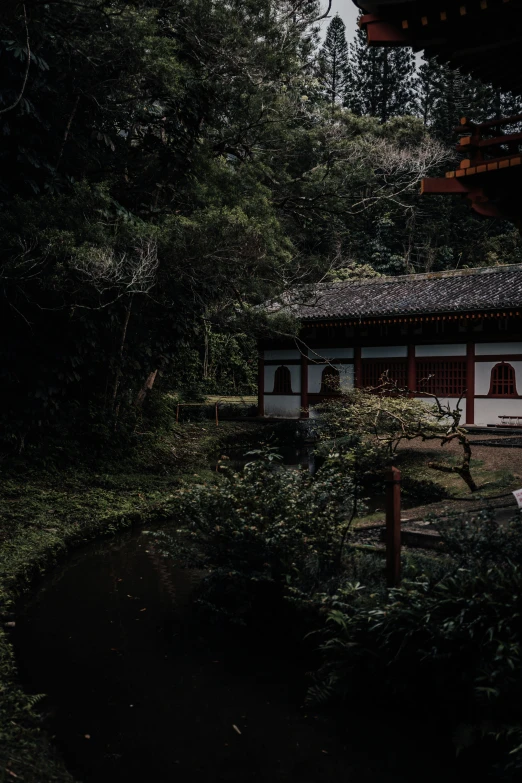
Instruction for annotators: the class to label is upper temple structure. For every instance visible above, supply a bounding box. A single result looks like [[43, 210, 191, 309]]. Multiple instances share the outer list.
[[355, 0, 522, 224]]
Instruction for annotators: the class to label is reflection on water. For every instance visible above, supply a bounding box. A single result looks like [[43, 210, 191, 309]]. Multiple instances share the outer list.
[[11, 532, 363, 783], [11, 527, 464, 783]]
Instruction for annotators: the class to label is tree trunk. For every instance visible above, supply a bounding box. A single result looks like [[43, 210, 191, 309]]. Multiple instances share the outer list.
[[135, 369, 158, 407], [111, 295, 133, 412], [428, 461, 478, 492]]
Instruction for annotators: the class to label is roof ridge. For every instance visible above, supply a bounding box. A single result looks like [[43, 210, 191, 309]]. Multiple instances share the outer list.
[[329, 263, 522, 287]]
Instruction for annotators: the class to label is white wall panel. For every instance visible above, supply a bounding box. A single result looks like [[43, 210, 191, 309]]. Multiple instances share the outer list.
[[264, 349, 300, 360], [309, 347, 354, 359], [475, 398, 522, 426], [475, 361, 522, 395], [412, 397, 467, 423], [339, 365, 355, 391], [265, 364, 301, 393], [362, 345, 407, 358], [308, 364, 354, 393], [415, 344, 466, 357], [264, 395, 301, 418], [476, 342, 522, 356]]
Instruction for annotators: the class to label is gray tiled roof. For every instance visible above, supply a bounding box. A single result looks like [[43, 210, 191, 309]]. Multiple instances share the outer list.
[[282, 265, 522, 321]]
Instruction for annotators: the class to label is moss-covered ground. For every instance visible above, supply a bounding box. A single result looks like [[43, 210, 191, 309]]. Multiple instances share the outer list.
[[0, 418, 264, 782]]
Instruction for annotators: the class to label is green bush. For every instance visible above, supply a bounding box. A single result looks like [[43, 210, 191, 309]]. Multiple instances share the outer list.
[[311, 512, 522, 779], [150, 448, 356, 620]]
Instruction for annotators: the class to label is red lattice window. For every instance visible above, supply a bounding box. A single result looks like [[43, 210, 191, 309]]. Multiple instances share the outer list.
[[320, 366, 341, 394], [273, 365, 292, 394], [362, 361, 407, 390], [489, 362, 518, 397], [416, 361, 467, 397]]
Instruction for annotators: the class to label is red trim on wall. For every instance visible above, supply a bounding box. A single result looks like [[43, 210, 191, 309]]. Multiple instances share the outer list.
[[466, 342, 475, 424], [354, 346, 362, 389], [301, 352, 309, 419], [258, 356, 264, 416], [407, 344, 416, 396]]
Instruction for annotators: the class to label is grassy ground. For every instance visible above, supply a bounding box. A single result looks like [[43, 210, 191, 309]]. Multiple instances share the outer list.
[[353, 433, 522, 528], [0, 418, 263, 783], [397, 434, 522, 498]]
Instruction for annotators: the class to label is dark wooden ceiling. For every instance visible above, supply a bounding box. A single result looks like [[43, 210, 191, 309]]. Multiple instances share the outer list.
[[355, 0, 522, 95]]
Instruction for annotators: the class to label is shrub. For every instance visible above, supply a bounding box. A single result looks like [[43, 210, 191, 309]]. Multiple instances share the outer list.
[[150, 448, 356, 620], [311, 512, 522, 779]]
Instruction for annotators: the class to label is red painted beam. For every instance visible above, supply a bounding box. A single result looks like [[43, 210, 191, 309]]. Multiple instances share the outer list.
[[421, 178, 472, 194], [360, 15, 410, 45], [407, 344, 416, 396], [354, 345, 362, 389], [466, 342, 475, 425], [258, 355, 264, 417], [300, 352, 309, 419], [385, 467, 402, 588]]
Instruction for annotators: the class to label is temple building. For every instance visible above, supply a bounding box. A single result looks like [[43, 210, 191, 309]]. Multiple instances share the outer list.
[[355, 0, 522, 222], [258, 264, 522, 426]]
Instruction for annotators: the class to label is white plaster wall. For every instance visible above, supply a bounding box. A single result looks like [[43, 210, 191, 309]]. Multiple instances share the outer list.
[[413, 397, 467, 423], [361, 345, 407, 358], [475, 398, 522, 425], [308, 347, 354, 359], [475, 342, 522, 355], [475, 361, 522, 395], [264, 349, 301, 360], [264, 364, 301, 393], [308, 364, 354, 393], [264, 395, 302, 418], [415, 344, 466, 357]]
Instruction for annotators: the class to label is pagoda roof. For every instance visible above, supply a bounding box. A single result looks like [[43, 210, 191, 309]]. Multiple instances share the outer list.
[[272, 264, 522, 321], [355, 0, 522, 94]]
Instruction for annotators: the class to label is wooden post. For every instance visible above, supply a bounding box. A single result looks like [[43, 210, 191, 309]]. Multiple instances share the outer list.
[[215, 401, 219, 427], [466, 342, 475, 425], [258, 354, 265, 417], [385, 467, 401, 588], [354, 345, 362, 389], [300, 351, 309, 419], [407, 344, 416, 396]]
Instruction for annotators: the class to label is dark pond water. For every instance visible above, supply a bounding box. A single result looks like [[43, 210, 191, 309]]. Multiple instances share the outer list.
[[10, 532, 360, 783], [12, 532, 462, 783]]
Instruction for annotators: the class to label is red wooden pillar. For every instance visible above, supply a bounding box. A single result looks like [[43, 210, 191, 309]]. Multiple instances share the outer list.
[[407, 344, 416, 395], [466, 342, 475, 425], [300, 352, 309, 419], [385, 467, 401, 588], [257, 354, 265, 417], [354, 345, 362, 389]]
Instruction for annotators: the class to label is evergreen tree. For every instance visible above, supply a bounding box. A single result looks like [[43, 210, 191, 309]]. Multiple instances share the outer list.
[[318, 14, 350, 109], [417, 57, 522, 142], [345, 19, 417, 122]]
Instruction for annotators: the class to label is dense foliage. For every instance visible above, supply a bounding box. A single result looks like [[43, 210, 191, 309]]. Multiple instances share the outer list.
[[150, 448, 357, 619], [311, 513, 522, 779], [1, 1, 521, 450]]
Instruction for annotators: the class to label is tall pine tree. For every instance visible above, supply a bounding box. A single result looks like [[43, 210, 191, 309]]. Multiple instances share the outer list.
[[318, 14, 350, 110], [345, 19, 417, 122], [417, 57, 522, 142]]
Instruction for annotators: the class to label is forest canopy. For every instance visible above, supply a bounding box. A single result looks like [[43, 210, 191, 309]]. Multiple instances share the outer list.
[[1, 0, 521, 449]]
